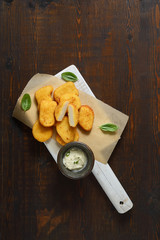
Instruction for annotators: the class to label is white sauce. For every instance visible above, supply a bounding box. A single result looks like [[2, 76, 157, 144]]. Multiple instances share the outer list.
[[63, 147, 87, 170]]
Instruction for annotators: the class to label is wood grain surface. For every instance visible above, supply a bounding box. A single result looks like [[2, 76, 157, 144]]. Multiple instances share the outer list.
[[0, 0, 160, 239]]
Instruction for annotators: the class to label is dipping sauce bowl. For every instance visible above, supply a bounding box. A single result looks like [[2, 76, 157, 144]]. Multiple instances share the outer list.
[[57, 142, 95, 180]]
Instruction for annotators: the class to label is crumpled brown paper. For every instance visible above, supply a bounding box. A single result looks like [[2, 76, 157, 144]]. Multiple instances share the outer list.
[[12, 73, 129, 164]]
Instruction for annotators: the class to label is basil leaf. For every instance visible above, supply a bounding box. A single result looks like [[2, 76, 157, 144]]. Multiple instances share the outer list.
[[61, 72, 78, 82], [74, 161, 79, 164], [21, 93, 31, 112], [66, 151, 70, 157], [99, 123, 118, 132]]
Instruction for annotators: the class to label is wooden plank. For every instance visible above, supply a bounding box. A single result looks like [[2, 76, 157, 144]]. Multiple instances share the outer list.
[[0, 0, 159, 239]]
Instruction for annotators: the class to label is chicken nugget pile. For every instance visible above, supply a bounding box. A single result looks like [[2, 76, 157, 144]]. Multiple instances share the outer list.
[[32, 82, 94, 145]]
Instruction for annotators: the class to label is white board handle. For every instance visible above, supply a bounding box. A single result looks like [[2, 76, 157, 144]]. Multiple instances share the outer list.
[[54, 65, 133, 214], [92, 161, 133, 214]]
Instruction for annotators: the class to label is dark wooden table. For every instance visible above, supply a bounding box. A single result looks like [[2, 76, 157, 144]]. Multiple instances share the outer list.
[[0, 0, 160, 239]]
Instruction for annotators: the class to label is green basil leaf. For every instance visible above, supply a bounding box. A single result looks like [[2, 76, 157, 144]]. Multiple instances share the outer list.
[[61, 72, 78, 82], [66, 151, 70, 157], [74, 161, 79, 164], [99, 123, 118, 132], [21, 93, 31, 112]]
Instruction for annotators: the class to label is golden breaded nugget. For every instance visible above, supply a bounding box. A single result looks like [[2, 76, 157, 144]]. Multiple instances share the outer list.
[[37, 96, 53, 111], [56, 129, 79, 146], [74, 130, 79, 141], [32, 120, 53, 142], [53, 82, 79, 103], [68, 103, 79, 127], [56, 133, 66, 146], [35, 85, 53, 107], [39, 100, 57, 127], [60, 93, 81, 109], [78, 105, 94, 131], [56, 116, 75, 143], [55, 101, 69, 121]]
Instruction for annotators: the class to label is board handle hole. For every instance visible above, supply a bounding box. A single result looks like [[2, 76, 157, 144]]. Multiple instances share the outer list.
[[119, 201, 124, 205]]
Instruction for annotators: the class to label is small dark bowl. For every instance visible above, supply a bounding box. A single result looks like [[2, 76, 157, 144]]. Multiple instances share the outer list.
[[57, 142, 95, 180]]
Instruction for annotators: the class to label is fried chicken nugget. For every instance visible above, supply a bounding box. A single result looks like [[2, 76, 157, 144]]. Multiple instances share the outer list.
[[56, 133, 66, 146], [56, 116, 75, 143], [74, 129, 79, 141], [35, 85, 53, 108], [59, 93, 81, 109], [68, 103, 79, 127], [78, 105, 94, 131], [39, 100, 57, 127], [55, 101, 69, 121], [56, 129, 79, 146], [32, 120, 53, 142], [53, 82, 79, 103]]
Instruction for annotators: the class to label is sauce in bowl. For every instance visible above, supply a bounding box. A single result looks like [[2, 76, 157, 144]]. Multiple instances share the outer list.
[[57, 142, 95, 180], [63, 147, 87, 171]]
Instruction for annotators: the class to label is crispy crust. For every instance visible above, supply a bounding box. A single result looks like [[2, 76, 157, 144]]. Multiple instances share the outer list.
[[35, 85, 53, 108], [32, 120, 53, 142], [74, 129, 79, 141], [56, 129, 79, 145], [33, 83, 94, 143], [56, 133, 66, 146], [56, 116, 76, 143], [39, 100, 57, 127], [60, 93, 81, 109], [78, 105, 94, 131], [53, 82, 79, 103]]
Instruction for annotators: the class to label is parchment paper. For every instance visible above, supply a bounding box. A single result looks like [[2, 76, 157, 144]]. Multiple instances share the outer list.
[[12, 73, 129, 164]]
